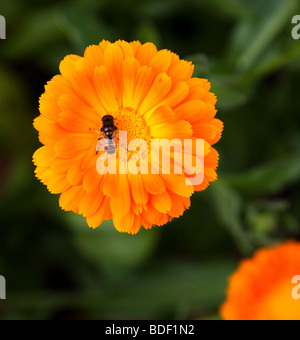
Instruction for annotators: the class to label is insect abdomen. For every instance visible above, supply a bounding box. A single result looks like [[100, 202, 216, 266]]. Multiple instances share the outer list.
[[106, 139, 116, 155]]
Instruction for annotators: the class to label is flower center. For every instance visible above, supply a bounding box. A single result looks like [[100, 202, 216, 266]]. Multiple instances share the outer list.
[[113, 107, 151, 146]]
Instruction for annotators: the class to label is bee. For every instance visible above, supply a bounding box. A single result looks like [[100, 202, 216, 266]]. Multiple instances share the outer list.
[[97, 115, 118, 155]]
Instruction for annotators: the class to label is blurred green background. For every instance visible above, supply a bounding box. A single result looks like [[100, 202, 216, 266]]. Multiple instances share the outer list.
[[1, 0, 300, 320]]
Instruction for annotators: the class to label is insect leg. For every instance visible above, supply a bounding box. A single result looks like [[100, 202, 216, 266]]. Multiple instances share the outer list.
[[96, 138, 106, 155], [89, 128, 101, 135]]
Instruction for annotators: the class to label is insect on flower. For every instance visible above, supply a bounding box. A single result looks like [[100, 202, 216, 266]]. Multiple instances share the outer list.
[[96, 115, 118, 155], [33, 40, 223, 234]]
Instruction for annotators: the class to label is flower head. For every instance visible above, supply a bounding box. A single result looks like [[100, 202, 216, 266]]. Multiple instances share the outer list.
[[221, 241, 300, 320], [33, 40, 222, 234]]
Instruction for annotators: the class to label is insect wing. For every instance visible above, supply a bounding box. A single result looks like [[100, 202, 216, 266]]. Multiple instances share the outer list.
[[96, 138, 107, 153]]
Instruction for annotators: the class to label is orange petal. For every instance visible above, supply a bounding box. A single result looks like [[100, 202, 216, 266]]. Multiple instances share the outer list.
[[33, 145, 56, 167], [122, 57, 140, 108], [127, 214, 142, 234], [54, 134, 96, 158], [193, 119, 223, 144], [99, 40, 111, 49], [174, 100, 216, 123], [146, 106, 174, 127], [81, 144, 98, 169], [103, 174, 116, 197], [131, 201, 143, 215], [35, 166, 49, 179], [149, 49, 172, 75], [161, 174, 194, 197], [68, 62, 106, 114], [136, 42, 157, 65], [138, 73, 172, 115], [150, 120, 192, 139], [132, 66, 154, 111], [187, 78, 211, 92], [193, 177, 209, 192], [51, 156, 81, 174], [157, 213, 170, 226], [59, 185, 85, 211], [46, 172, 71, 194], [128, 173, 149, 204], [67, 161, 86, 186], [39, 93, 61, 121], [113, 209, 135, 233], [103, 43, 124, 104], [205, 168, 217, 182], [38, 133, 56, 146], [142, 203, 162, 225], [140, 216, 152, 230], [167, 59, 194, 83], [130, 41, 142, 56], [141, 174, 166, 195], [34, 115, 69, 140], [59, 54, 81, 81], [204, 147, 219, 169], [44, 75, 72, 100], [58, 109, 99, 133], [58, 114, 94, 134], [79, 186, 104, 217], [150, 191, 171, 213], [209, 119, 224, 145], [58, 93, 101, 126], [170, 52, 180, 64], [83, 166, 104, 192], [168, 192, 190, 218], [35, 167, 51, 184], [109, 175, 131, 219], [35, 168, 69, 194], [160, 81, 189, 109], [183, 78, 217, 106], [84, 44, 105, 68], [86, 195, 111, 229], [116, 40, 135, 59], [94, 65, 119, 112]]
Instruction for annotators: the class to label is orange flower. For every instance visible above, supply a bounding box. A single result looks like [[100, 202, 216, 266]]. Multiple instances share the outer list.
[[221, 241, 300, 320], [33, 40, 222, 234]]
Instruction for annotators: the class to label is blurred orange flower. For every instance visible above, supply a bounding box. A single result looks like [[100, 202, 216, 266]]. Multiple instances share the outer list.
[[221, 241, 300, 320], [33, 40, 222, 234]]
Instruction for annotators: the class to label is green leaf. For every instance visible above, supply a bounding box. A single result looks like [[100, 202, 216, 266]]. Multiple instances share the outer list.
[[211, 79, 249, 110], [230, 0, 298, 71], [208, 181, 254, 255], [136, 21, 161, 47], [65, 215, 159, 277], [241, 43, 300, 84], [209, 0, 250, 19], [0, 260, 235, 319], [4, 9, 65, 58], [186, 54, 210, 78], [227, 155, 300, 197], [102, 260, 235, 319]]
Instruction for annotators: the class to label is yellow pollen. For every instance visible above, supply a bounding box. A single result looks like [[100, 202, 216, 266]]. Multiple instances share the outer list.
[[114, 107, 151, 145]]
